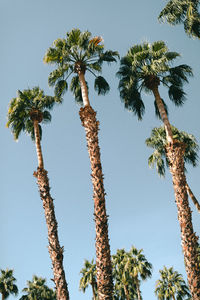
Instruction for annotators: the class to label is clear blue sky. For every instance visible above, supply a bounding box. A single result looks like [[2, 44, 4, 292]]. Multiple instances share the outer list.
[[1, 0, 200, 299]]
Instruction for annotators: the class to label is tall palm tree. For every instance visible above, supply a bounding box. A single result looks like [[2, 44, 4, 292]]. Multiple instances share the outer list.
[[0, 269, 18, 300], [117, 41, 200, 299], [19, 275, 56, 300], [146, 125, 200, 213], [155, 266, 191, 300], [6, 87, 69, 300], [44, 28, 119, 300], [158, 0, 200, 39], [79, 259, 98, 300]]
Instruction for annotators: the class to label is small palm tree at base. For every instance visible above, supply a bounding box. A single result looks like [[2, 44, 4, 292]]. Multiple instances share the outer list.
[[158, 0, 200, 39], [44, 28, 119, 300], [155, 266, 191, 300], [79, 259, 97, 300], [0, 269, 18, 300], [7, 87, 69, 300], [19, 275, 56, 300], [146, 125, 200, 213], [117, 41, 200, 298], [112, 246, 152, 300]]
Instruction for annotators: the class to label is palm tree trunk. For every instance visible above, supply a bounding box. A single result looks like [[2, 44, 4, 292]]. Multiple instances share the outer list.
[[79, 80, 113, 299], [152, 86, 174, 144], [185, 182, 200, 213], [33, 120, 44, 168], [2, 293, 4, 300], [91, 281, 97, 300], [33, 121, 69, 300], [123, 284, 130, 300], [166, 141, 200, 300], [172, 294, 176, 300], [135, 276, 142, 300], [78, 72, 90, 106]]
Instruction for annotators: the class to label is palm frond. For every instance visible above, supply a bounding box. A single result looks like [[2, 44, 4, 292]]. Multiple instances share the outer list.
[[94, 76, 110, 95], [54, 80, 68, 98]]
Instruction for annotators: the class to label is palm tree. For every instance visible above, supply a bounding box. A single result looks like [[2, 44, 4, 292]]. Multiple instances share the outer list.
[[155, 266, 191, 300], [126, 246, 152, 300], [158, 0, 200, 39], [0, 269, 18, 300], [44, 28, 119, 300], [79, 259, 98, 300], [6, 87, 69, 300], [146, 125, 200, 213], [112, 249, 134, 300], [19, 275, 56, 300], [117, 41, 200, 299]]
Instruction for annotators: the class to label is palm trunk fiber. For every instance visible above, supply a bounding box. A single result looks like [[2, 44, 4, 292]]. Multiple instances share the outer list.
[[34, 168, 69, 300], [166, 140, 200, 299], [79, 106, 113, 300]]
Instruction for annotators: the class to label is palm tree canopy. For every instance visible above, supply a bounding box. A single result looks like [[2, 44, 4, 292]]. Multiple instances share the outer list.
[[117, 41, 192, 120], [127, 246, 153, 281], [158, 0, 200, 39], [44, 28, 119, 103], [0, 269, 18, 299], [112, 249, 137, 299], [6, 87, 61, 141], [79, 259, 97, 293], [146, 125, 199, 177], [155, 266, 191, 299], [19, 275, 56, 300]]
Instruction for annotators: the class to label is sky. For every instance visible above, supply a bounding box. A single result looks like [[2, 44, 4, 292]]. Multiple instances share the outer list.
[[1, 0, 200, 299]]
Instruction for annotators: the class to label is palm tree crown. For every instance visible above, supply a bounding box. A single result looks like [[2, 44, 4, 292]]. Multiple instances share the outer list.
[[19, 275, 56, 300], [6, 87, 60, 141], [117, 40, 192, 120], [79, 259, 97, 299], [155, 266, 191, 300], [0, 269, 18, 300], [159, 0, 200, 39], [43, 28, 119, 105], [146, 125, 199, 177]]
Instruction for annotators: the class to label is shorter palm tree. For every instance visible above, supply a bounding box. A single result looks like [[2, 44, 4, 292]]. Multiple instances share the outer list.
[[146, 125, 200, 213], [112, 249, 137, 300], [79, 259, 98, 300], [155, 266, 191, 300], [19, 275, 56, 300], [158, 0, 200, 39], [0, 269, 18, 300]]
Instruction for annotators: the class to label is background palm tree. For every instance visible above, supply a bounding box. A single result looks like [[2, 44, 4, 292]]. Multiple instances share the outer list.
[[117, 41, 200, 298], [112, 249, 136, 300], [6, 87, 69, 300], [127, 246, 152, 300], [44, 28, 119, 300], [158, 0, 200, 39], [79, 259, 98, 300], [146, 125, 200, 213], [0, 269, 18, 300], [19, 275, 56, 300], [155, 266, 191, 300]]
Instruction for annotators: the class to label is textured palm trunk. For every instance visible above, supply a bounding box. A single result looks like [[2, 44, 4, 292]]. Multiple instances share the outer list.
[[33, 120, 44, 169], [123, 284, 130, 300], [186, 182, 200, 213], [32, 119, 69, 300], [2, 293, 5, 300], [172, 294, 176, 300], [135, 276, 142, 300], [79, 72, 113, 300], [152, 86, 174, 144], [166, 141, 200, 299]]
